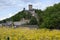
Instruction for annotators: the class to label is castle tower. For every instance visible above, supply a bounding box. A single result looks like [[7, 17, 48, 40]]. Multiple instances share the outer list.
[[29, 5, 33, 10], [28, 5, 39, 25]]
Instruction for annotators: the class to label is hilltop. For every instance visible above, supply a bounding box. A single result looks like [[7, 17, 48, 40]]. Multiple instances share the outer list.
[[0, 3, 60, 29], [0, 5, 43, 25]]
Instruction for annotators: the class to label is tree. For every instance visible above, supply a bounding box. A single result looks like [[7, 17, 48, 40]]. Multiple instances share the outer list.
[[40, 3, 60, 29], [29, 16, 38, 25]]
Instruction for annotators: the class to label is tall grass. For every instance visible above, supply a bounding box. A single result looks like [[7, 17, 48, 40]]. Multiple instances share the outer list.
[[0, 27, 60, 40]]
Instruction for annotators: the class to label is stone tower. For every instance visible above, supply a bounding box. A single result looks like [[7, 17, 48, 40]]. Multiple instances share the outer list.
[[28, 5, 35, 16], [28, 5, 39, 25], [29, 5, 33, 10]]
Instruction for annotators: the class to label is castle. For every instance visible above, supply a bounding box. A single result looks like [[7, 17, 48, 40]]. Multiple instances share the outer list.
[[0, 5, 39, 28], [23, 4, 36, 16]]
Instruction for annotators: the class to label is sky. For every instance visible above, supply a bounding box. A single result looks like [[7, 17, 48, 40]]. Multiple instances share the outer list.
[[0, 0, 60, 21]]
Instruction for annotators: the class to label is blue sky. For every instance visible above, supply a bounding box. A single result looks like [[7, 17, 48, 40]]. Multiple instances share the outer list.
[[0, 0, 60, 20]]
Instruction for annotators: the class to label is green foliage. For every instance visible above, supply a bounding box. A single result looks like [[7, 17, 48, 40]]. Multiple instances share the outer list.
[[35, 9, 43, 25], [29, 16, 38, 25], [40, 3, 60, 29], [11, 11, 25, 21]]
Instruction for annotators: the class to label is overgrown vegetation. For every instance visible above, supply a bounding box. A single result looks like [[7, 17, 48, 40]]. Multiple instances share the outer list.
[[36, 3, 60, 29]]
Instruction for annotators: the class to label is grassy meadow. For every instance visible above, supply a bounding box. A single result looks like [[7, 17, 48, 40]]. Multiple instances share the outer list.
[[0, 27, 60, 40]]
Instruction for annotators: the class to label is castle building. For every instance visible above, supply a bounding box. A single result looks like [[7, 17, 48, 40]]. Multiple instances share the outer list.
[[28, 5, 35, 16]]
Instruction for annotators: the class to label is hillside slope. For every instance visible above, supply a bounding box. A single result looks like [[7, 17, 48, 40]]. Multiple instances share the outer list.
[[0, 10, 40, 25], [0, 3, 60, 29]]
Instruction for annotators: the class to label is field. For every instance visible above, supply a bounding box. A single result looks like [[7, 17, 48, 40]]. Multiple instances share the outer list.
[[0, 27, 60, 40]]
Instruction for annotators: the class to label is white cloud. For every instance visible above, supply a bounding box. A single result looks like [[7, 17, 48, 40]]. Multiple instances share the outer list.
[[0, 17, 7, 21]]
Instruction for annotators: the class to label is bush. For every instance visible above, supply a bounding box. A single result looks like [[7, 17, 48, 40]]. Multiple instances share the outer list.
[[29, 16, 38, 25]]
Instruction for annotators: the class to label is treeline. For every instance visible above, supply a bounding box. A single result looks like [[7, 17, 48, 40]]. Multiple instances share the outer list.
[[0, 3, 60, 29], [35, 3, 60, 29]]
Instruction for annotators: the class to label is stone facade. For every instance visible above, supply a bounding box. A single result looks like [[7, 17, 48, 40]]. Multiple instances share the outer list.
[[14, 18, 30, 26]]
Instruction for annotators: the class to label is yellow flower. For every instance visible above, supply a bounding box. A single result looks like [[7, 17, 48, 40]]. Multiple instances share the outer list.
[[0, 27, 60, 40]]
